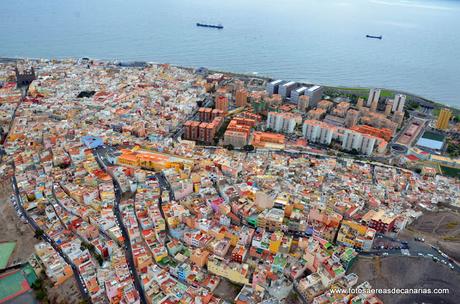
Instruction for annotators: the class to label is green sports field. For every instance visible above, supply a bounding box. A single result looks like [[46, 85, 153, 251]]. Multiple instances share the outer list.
[[0, 242, 16, 269]]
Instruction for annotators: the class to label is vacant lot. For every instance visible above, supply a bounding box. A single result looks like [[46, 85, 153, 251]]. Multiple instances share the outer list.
[[214, 278, 242, 302], [0, 183, 38, 267], [351, 256, 459, 304], [46, 276, 81, 304]]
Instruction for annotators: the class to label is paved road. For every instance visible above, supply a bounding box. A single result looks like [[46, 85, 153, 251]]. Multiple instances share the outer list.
[[93, 149, 147, 304], [96, 144, 459, 285], [51, 184, 115, 244], [361, 233, 459, 272], [11, 172, 92, 303]]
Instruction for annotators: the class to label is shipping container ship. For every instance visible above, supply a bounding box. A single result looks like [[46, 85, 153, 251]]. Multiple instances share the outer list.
[[366, 35, 383, 40], [196, 23, 224, 29]]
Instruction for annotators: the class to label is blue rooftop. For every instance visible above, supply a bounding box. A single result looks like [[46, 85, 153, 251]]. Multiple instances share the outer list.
[[416, 137, 443, 151], [82, 135, 103, 148]]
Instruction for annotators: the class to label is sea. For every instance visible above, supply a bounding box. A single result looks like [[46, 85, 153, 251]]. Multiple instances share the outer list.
[[1, 0, 460, 107]]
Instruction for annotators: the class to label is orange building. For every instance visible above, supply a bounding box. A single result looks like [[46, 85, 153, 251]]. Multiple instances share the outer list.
[[191, 249, 210, 267], [216, 95, 229, 113], [117, 152, 140, 167], [117, 149, 193, 171], [226, 120, 252, 135], [351, 125, 393, 142], [235, 88, 248, 107], [184, 115, 223, 143], [239, 111, 262, 122], [232, 117, 257, 128], [251, 131, 285, 148], [224, 130, 249, 147], [211, 109, 224, 120], [223, 117, 254, 147]]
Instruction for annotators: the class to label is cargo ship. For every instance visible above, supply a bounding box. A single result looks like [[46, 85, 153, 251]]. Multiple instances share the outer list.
[[366, 35, 383, 40], [196, 23, 224, 29]]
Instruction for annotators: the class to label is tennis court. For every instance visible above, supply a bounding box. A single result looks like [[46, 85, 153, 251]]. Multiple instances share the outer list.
[[0, 270, 30, 303]]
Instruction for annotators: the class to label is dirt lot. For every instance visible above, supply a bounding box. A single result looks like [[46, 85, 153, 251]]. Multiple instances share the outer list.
[[402, 211, 460, 261], [0, 183, 38, 266], [350, 255, 460, 304], [46, 276, 82, 304], [213, 278, 242, 302]]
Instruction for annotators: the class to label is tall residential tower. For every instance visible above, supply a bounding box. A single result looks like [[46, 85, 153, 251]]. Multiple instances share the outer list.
[[436, 108, 452, 130]]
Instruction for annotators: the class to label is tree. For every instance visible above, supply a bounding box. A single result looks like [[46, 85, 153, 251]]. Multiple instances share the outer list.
[[36, 289, 47, 301], [95, 254, 103, 266], [243, 145, 254, 152], [225, 144, 234, 151], [31, 279, 43, 290], [87, 244, 95, 252], [34, 229, 44, 239]]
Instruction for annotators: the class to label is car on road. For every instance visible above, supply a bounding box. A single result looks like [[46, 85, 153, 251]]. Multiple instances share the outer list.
[[414, 237, 425, 242], [382, 252, 389, 256]]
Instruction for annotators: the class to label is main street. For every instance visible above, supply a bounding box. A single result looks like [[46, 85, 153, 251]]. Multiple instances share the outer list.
[[93, 148, 147, 304]]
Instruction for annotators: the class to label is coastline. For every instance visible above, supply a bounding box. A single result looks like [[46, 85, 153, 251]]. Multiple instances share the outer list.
[[2, 56, 459, 114]]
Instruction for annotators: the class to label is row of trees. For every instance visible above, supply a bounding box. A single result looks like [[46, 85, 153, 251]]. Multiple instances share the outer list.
[[223, 144, 255, 152]]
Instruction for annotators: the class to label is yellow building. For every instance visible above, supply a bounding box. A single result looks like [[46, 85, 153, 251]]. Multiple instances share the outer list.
[[337, 220, 376, 251], [207, 257, 250, 285], [436, 108, 452, 130], [269, 231, 283, 254], [117, 152, 139, 167], [152, 247, 168, 263]]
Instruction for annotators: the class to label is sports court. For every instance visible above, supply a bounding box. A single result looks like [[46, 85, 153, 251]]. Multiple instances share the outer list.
[[0, 270, 31, 303]]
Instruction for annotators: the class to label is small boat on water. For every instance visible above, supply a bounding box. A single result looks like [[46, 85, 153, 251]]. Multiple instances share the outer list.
[[196, 23, 224, 29], [366, 35, 383, 40]]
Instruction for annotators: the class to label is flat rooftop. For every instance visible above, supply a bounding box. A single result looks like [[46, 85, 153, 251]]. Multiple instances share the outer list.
[[416, 131, 445, 151]]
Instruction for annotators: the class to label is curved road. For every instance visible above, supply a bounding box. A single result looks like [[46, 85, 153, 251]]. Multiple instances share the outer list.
[[94, 148, 147, 304]]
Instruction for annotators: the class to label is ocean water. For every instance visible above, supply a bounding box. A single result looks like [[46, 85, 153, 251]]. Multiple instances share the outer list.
[[1, 0, 460, 107]]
